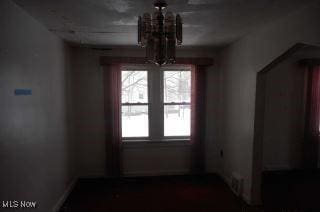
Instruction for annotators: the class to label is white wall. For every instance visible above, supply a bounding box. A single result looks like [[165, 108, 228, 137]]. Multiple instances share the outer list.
[[262, 59, 305, 171], [205, 61, 223, 173], [122, 142, 191, 176], [70, 47, 218, 177], [216, 1, 320, 204], [71, 48, 107, 177], [0, 0, 75, 211]]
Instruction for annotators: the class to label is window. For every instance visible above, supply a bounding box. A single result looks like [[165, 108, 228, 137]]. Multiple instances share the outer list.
[[121, 70, 149, 137], [163, 71, 191, 136], [121, 65, 191, 141]]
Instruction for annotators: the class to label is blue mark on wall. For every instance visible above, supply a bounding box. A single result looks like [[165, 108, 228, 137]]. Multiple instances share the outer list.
[[14, 89, 32, 96]]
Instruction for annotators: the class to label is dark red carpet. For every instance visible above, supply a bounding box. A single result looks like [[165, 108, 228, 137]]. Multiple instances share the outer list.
[[60, 175, 260, 212]]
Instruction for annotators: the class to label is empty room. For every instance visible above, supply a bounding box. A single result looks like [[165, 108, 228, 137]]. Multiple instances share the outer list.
[[1, 0, 320, 211]]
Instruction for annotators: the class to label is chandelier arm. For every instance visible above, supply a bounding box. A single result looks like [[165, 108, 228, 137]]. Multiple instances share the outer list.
[[138, 16, 142, 45], [158, 7, 165, 65]]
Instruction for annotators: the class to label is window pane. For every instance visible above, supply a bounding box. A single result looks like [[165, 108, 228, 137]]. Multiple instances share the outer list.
[[164, 105, 190, 136], [122, 71, 148, 103], [164, 71, 191, 103], [122, 106, 149, 137]]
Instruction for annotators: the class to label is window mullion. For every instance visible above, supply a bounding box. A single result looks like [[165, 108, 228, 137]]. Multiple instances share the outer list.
[[149, 66, 163, 141], [122, 103, 149, 106], [163, 102, 190, 105], [159, 68, 164, 139]]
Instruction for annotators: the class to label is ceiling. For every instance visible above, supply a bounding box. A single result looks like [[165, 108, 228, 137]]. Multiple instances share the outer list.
[[13, 0, 314, 47]]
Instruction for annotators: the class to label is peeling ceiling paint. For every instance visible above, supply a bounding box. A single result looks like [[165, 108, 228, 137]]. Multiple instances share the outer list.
[[112, 17, 138, 26], [188, 0, 223, 5], [103, 0, 131, 13], [12, 0, 315, 47]]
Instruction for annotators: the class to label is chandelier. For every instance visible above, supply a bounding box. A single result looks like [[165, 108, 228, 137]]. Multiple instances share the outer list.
[[138, 0, 182, 66]]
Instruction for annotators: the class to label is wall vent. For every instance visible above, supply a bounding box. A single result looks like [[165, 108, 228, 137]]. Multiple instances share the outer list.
[[230, 172, 243, 196]]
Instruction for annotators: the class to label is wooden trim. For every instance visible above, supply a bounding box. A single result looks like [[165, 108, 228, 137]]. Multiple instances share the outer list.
[[53, 178, 78, 212], [258, 43, 307, 74], [251, 43, 320, 204], [251, 70, 268, 205], [100, 57, 214, 66], [299, 58, 320, 68]]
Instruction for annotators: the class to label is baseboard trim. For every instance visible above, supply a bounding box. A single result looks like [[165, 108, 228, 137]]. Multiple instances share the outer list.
[[52, 178, 77, 212], [242, 193, 252, 205], [219, 172, 232, 186], [218, 172, 252, 205]]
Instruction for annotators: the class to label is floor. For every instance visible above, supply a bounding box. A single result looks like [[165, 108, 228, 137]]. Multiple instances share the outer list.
[[262, 169, 320, 211], [61, 175, 261, 212]]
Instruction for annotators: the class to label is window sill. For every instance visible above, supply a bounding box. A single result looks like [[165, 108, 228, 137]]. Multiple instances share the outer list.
[[122, 138, 191, 149]]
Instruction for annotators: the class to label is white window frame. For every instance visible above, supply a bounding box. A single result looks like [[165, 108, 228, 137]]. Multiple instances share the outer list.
[[121, 64, 191, 142], [121, 65, 150, 141]]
